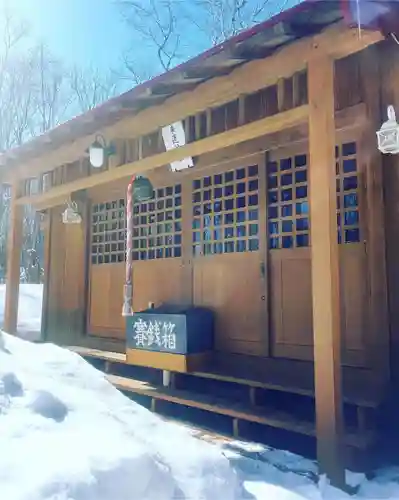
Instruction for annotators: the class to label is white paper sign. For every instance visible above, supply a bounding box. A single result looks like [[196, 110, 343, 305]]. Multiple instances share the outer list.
[[162, 121, 194, 172]]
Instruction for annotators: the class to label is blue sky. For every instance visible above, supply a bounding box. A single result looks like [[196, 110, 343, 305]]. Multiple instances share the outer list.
[[6, 0, 128, 70]]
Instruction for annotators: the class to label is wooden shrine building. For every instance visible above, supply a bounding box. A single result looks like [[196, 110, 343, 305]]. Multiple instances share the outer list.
[[2, 0, 399, 486]]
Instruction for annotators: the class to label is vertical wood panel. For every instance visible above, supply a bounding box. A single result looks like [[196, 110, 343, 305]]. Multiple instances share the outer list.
[[381, 41, 399, 385], [40, 212, 52, 340], [359, 46, 390, 381], [4, 181, 23, 334], [308, 54, 344, 486]]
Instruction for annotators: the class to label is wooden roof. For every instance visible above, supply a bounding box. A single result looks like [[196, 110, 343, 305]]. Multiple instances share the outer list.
[[1, 0, 397, 170]]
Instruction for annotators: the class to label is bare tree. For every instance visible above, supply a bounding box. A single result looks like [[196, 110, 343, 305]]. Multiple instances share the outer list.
[[117, 0, 290, 79], [116, 0, 185, 82], [69, 65, 119, 113]]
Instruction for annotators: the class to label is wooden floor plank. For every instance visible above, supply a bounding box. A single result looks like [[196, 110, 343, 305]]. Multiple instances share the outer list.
[[67, 345, 384, 408], [107, 374, 375, 449]]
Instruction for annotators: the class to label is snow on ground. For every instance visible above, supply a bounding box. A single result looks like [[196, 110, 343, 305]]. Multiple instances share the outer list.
[[0, 284, 43, 341], [1, 285, 399, 498]]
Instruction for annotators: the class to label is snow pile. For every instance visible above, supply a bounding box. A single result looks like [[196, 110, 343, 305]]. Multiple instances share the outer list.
[[0, 284, 43, 340], [0, 332, 241, 500]]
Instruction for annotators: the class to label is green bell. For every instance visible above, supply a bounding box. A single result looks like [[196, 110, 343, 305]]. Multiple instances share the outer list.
[[132, 176, 154, 203]]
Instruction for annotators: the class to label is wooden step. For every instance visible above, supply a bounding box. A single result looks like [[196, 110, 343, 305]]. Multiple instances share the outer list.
[[69, 345, 382, 409], [107, 374, 375, 450]]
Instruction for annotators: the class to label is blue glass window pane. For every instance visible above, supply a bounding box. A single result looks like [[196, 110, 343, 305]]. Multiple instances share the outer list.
[[249, 179, 258, 191], [224, 185, 234, 196], [268, 207, 278, 219], [249, 194, 258, 206], [236, 197, 246, 208], [295, 170, 307, 183], [343, 159, 357, 173], [282, 236, 293, 248], [249, 209, 258, 221], [224, 241, 234, 253], [249, 224, 258, 236], [236, 182, 246, 194], [214, 214, 222, 226], [225, 171, 234, 182], [269, 222, 279, 235], [249, 239, 259, 251], [214, 228, 222, 240], [269, 191, 278, 203], [248, 165, 258, 176], [193, 232, 200, 242], [281, 205, 292, 217], [175, 184, 181, 194], [236, 240, 246, 252], [343, 176, 358, 191], [236, 211, 246, 223], [214, 242, 223, 254], [342, 142, 356, 156], [204, 176, 212, 187], [282, 189, 292, 201], [214, 187, 223, 198], [203, 190, 211, 201], [225, 213, 234, 224], [282, 220, 292, 233], [344, 193, 358, 208], [344, 211, 359, 226], [296, 234, 309, 247], [269, 238, 279, 249], [268, 176, 278, 188], [296, 218, 309, 231], [345, 228, 360, 243], [214, 201, 222, 212], [237, 226, 246, 237], [193, 245, 201, 256], [224, 199, 234, 210], [214, 174, 222, 184], [236, 168, 245, 179], [281, 158, 292, 171], [295, 154, 307, 167], [225, 227, 234, 238], [193, 180, 201, 190], [268, 162, 278, 173], [281, 173, 292, 186], [192, 218, 200, 229], [296, 186, 307, 199]]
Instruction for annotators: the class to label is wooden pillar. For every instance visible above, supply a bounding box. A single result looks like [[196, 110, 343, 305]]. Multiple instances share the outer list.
[[4, 181, 23, 334], [308, 55, 344, 486]]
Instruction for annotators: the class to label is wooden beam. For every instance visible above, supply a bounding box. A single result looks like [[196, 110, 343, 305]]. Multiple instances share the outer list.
[[3, 181, 23, 334], [7, 25, 382, 183], [16, 105, 308, 210], [308, 55, 344, 486]]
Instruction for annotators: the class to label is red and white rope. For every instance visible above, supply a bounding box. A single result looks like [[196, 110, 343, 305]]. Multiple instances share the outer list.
[[122, 175, 135, 316]]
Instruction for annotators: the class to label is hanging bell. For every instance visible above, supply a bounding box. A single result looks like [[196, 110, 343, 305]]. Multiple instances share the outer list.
[[132, 176, 154, 203]]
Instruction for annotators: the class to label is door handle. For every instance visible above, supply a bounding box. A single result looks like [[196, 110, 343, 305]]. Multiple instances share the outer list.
[[260, 262, 266, 279]]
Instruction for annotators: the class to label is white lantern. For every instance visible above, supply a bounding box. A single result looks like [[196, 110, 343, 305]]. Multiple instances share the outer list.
[[62, 201, 82, 224], [89, 139, 105, 168], [377, 105, 399, 154]]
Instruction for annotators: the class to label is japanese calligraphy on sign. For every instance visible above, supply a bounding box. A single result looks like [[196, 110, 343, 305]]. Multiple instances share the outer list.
[[132, 318, 178, 352], [161, 121, 194, 172]]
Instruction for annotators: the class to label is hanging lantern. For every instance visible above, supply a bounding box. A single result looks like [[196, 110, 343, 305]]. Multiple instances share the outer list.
[[132, 176, 154, 202], [377, 105, 399, 154], [62, 201, 82, 224], [89, 134, 116, 168]]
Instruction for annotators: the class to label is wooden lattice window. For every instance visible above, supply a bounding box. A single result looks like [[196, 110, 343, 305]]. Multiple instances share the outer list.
[[267, 153, 309, 250], [91, 199, 126, 265], [336, 141, 361, 244], [132, 184, 182, 261], [192, 165, 260, 256]]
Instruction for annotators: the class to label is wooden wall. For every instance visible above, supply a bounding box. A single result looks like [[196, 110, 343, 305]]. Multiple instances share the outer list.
[[44, 43, 392, 381]]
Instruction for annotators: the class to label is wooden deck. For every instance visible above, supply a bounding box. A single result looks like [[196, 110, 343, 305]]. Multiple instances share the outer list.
[[68, 345, 386, 408], [108, 374, 374, 450]]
